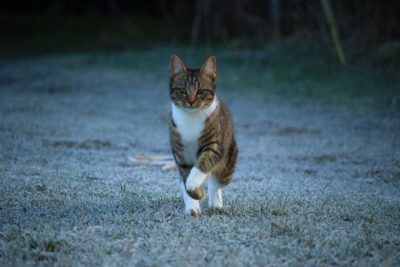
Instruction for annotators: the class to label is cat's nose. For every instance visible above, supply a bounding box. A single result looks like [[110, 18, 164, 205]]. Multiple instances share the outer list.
[[187, 96, 196, 105]]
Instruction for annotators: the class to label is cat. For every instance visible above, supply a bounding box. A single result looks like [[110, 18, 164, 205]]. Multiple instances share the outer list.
[[169, 55, 238, 216]]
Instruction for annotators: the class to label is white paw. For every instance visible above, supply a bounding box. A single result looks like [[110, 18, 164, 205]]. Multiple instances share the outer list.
[[208, 177, 223, 208], [185, 203, 202, 217], [186, 167, 207, 191], [209, 192, 223, 208]]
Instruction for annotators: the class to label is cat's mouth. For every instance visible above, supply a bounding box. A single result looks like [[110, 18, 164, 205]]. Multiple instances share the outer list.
[[178, 102, 208, 110], [184, 104, 201, 110], [187, 102, 201, 109]]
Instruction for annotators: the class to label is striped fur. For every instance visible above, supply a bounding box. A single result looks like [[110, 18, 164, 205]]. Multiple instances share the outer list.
[[169, 55, 238, 216]]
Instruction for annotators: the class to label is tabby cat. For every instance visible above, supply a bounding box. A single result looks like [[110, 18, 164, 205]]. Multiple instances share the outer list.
[[169, 55, 238, 216]]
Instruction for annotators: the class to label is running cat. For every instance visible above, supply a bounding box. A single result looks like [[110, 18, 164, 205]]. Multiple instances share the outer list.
[[169, 55, 238, 216]]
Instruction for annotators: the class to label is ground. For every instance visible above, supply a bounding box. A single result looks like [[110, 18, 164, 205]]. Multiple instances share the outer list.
[[0, 48, 399, 266]]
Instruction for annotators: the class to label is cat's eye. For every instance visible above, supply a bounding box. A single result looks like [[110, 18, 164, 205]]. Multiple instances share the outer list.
[[178, 88, 186, 94], [198, 89, 210, 95]]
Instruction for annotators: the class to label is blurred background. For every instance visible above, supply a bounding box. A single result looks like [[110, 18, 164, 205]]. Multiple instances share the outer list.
[[1, 0, 400, 58], [1, 0, 399, 113]]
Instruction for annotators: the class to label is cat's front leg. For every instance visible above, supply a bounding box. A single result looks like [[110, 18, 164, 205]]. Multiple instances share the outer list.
[[185, 167, 208, 200], [186, 141, 222, 200], [180, 181, 201, 216]]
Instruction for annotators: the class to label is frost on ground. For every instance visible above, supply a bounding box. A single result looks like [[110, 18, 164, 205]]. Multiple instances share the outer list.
[[0, 54, 399, 266]]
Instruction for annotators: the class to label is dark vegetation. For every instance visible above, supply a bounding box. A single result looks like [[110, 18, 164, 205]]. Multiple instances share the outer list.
[[1, 0, 399, 116], [1, 0, 400, 60]]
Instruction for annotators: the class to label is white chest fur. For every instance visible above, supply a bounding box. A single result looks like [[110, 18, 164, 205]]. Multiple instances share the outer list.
[[172, 97, 219, 164]]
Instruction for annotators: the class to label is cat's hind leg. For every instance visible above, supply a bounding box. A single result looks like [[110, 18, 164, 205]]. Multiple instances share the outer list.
[[208, 175, 223, 208], [209, 157, 236, 208], [180, 181, 201, 216]]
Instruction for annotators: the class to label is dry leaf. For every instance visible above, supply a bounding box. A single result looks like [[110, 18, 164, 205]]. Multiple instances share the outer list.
[[161, 161, 177, 171], [128, 155, 176, 171]]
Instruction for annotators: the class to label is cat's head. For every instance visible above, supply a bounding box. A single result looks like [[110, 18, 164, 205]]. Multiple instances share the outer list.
[[169, 55, 216, 110]]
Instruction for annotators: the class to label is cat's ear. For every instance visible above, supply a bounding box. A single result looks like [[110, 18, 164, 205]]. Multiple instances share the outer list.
[[170, 55, 186, 79], [200, 56, 216, 81]]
